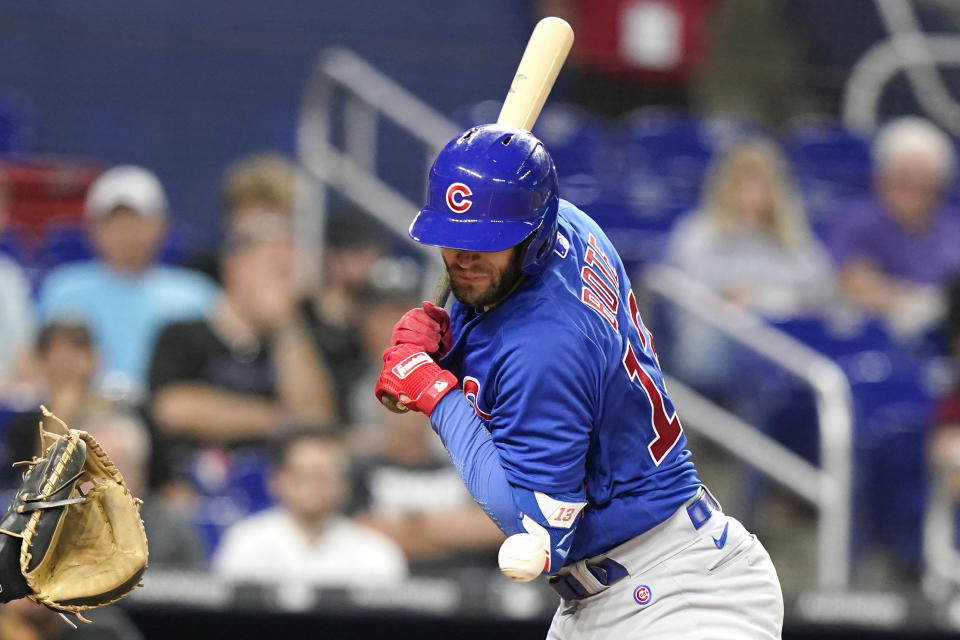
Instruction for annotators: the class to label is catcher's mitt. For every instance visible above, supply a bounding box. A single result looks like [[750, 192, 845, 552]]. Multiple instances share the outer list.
[[0, 407, 148, 619]]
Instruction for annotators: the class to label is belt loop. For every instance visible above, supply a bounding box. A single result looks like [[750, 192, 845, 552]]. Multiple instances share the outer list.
[[701, 484, 722, 513], [569, 559, 606, 594], [686, 485, 721, 530]]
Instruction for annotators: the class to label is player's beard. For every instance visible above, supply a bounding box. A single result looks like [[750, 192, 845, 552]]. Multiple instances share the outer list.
[[446, 248, 525, 310]]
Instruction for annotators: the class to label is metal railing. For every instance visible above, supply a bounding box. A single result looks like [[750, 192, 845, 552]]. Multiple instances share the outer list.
[[295, 47, 462, 296], [645, 265, 854, 589]]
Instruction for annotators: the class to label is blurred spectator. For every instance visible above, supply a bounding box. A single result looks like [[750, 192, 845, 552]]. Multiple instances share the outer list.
[[84, 410, 206, 568], [149, 219, 334, 447], [665, 139, 834, 388], [5, 321, 110, 461], [0, 174, 34, 387], [0, 598, 143, 640], [4, 320, 172, 490], [350, 409, 503, 571], [667, 138, 834, 316], [302, 210, 387, 425], [182, 152, 297, 284], [826, 117, 960, 340], [182, 153, 377, 426], [36, 166, 218, 396], [212, 430, 407, 585]]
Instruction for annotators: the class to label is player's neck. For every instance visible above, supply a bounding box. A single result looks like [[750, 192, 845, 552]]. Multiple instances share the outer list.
[[481, 274, 527, 312]]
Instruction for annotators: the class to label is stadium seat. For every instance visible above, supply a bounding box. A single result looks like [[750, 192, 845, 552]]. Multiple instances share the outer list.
[[36, 225, 92, 268], [784, 120, 872, 226], [0, 229, 29, 264], [182, 446, 274, 557], [770, 315, 931, 574], [456, 100, 616, 181], [621, 110, 759, 212]]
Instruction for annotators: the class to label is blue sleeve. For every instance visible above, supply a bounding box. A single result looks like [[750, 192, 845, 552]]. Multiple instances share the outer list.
[[488, 322, 602, 494], [430, 392, 519, 535], [430, 392, 588, 574]]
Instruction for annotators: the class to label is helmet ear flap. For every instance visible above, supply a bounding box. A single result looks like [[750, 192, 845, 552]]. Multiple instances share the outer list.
[[519, 195, 559, 275]]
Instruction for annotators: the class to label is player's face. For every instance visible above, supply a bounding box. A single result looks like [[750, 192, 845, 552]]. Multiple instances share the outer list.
[[442, 245, 524, 309]]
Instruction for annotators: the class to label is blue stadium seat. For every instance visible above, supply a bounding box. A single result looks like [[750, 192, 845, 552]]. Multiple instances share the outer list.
[[784, 121, 872, 226], [621, 111, 759, 212], [770, 315, 930, 573], [456, 100, 615, 181], [531, 103, 615, 180], [182, 446, 274, 557], [36, 225, 92, 269], [0, 230, 29, 264], [158, 227, 188, 265], [582, 196, 673, 272], [225, 449, 273, 515], [0, 95, 33, 154], [663, 310, 930, 576]]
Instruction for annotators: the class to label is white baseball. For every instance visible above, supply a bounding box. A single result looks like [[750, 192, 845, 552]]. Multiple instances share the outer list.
[[498, 533, 546, 582]]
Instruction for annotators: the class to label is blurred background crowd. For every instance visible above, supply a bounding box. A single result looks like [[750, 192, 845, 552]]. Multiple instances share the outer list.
[[3, 0, 960, 638]]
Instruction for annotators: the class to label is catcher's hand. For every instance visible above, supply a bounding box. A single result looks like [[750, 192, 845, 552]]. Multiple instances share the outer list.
[[0, 407, 148, 620]]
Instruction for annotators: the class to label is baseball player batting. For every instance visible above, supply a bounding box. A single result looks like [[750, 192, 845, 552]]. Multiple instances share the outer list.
[[375, 125, 784, 638]]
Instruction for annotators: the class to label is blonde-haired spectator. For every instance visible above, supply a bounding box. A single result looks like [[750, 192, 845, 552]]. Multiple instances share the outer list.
[[664, 139, 834, 391], [183, 152, 299, 284], [220, 152, 296, 228], [667, 138, 835, 317], [826, 116, 960, 339]]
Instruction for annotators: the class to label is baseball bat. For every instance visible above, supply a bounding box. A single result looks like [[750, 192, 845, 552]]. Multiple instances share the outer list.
[[382, 16, 574, 413]]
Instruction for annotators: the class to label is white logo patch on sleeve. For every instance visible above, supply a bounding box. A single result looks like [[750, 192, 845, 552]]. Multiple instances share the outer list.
[[535, 492, 587, 529]]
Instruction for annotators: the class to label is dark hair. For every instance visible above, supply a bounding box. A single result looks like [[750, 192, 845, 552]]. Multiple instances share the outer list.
[[326, 207, 387, 251], [35, 320, 93, 354], [269, 428, 345, 470]]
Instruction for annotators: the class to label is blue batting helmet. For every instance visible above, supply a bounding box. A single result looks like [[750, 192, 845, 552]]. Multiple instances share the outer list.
[[409, 124, 559, 275]]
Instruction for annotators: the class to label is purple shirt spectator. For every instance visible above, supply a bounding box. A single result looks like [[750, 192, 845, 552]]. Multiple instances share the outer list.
[[826, 197, 960, 285]]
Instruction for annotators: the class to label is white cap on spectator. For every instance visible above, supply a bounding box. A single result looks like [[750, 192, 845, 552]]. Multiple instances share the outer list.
[[85, 165, 169, 220], [873, 116, 956, 182]]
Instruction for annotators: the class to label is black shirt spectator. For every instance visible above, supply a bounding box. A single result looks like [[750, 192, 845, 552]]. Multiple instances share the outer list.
[[150, 319, 277, 414]]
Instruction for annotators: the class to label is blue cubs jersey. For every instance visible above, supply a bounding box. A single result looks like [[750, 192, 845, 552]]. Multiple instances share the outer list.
[[439, 199, 701, 562]]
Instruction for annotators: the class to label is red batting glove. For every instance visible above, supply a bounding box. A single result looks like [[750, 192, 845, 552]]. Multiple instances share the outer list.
[[375, 343, 458, 417], [390, 301, 453, 358]]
